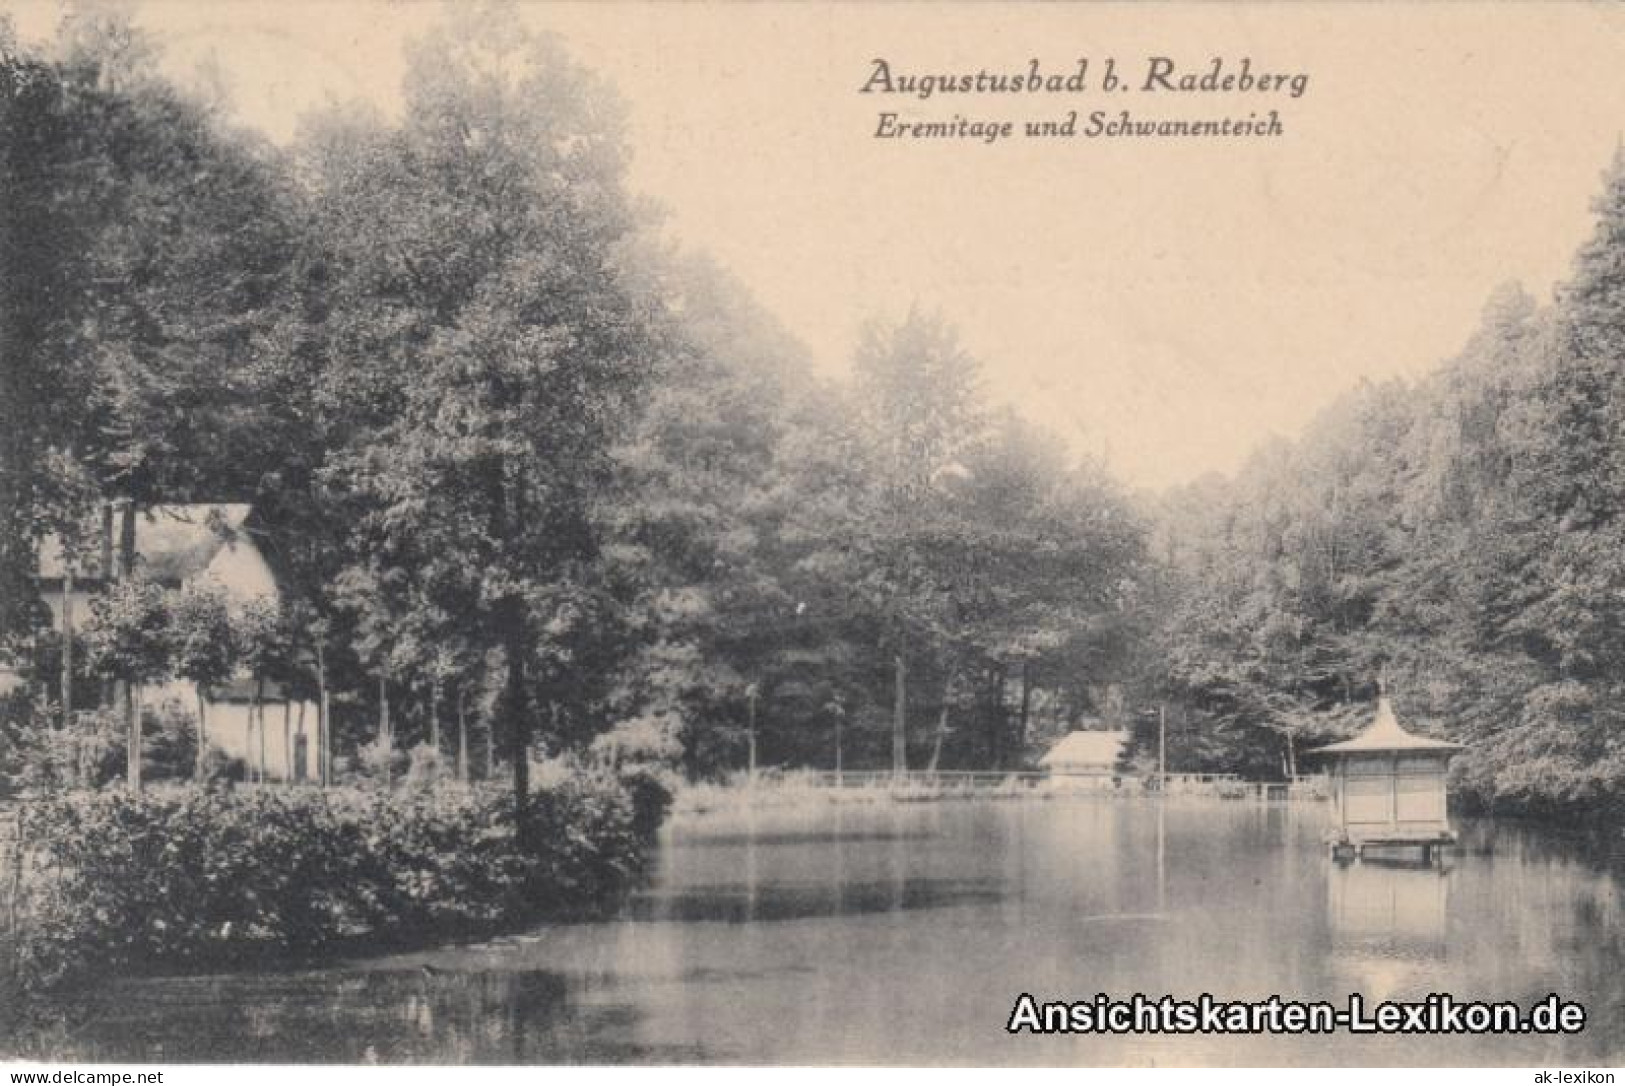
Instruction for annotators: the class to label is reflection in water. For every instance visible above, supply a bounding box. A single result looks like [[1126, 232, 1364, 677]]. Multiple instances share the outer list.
[[633, 877, 1006, 923], [1326, 858, 1449, 1002], [7, 965, 706, 1065], [6, 799, 1624, 1066]]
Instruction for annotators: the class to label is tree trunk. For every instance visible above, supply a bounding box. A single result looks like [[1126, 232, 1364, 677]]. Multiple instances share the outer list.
[[456, 686, 469, 783], [316, 641, 329, 787], [430, 674, 442, 753], [486, 715, 496, 781], [989, 663, 1009, 769], [60, 569, 73, 730], [378, 674, 390, 744], [118, 500, 138, 792], [1017, 659, 1033, 764], [282, 700, 292, 784], [499, 616, 532, 828], [125, 682, 140, 792], [195, 689, 209, 781], [99, 501, 113, 586], [378, 674, 391, 788], [98, 504, 114, 713], [295, 699, 307, 784], [892, 648, 907, 777], [244, 693, 255, 783], [746, 689, 758, 785], [834, 712, 843, 783], [927, 671, 952, 773], [253, 677, 266, 783]]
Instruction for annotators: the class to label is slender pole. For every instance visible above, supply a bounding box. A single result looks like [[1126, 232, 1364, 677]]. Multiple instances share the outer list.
[[1156, 793, 1166, 912], [1159, 704, 1167, 789], [892, 650, 907, 777], [746, 683, 758, 787], [834, 706, 844, 786]]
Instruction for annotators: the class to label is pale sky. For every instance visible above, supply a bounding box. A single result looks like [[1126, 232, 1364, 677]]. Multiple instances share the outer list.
[[10, 1, 1625, 489]]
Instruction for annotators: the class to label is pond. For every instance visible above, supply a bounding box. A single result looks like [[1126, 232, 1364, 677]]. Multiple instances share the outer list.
[[5, 796, 1623, 1066]]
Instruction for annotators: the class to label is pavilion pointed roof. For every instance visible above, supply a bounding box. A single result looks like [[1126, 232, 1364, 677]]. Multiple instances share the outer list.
[[1308, 697, 1462, 756]]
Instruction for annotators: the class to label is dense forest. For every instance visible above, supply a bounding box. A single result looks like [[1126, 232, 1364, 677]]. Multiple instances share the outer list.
[[4, 7, 1625, 824], [1151, 169, 1625, 820]]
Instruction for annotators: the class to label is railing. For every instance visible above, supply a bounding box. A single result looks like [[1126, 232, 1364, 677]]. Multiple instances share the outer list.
[[791, 769, 1328, 801], [804, 770, 1047, 789]]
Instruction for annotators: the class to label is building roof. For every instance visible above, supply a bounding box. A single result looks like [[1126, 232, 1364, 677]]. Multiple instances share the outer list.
[[1308, 697, 1462, 756], [39, 504, 254, 583], [1040, 729, 1130, 767]]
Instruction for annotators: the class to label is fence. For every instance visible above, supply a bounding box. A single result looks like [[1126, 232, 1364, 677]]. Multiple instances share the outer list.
[[793, 769, 1328, 801], [804, 770, 1046, 791]]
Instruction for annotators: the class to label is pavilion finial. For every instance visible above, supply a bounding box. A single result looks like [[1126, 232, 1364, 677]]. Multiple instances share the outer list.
[[1376, 663, 1388, 698]]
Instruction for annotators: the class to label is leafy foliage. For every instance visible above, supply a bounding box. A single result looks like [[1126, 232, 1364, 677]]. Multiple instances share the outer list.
[[8, 767, 658, 991]]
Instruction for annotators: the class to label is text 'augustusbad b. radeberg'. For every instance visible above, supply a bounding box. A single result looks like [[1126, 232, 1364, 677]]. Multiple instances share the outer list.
[[863, 57, 1306, 144]]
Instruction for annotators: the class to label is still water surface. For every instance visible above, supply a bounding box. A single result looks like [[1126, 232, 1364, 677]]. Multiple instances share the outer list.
[[7, 797, 1624, 1065]]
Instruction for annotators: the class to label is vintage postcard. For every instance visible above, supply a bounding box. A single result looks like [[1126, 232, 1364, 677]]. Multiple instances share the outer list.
[[0, 0, 1622, 1073]]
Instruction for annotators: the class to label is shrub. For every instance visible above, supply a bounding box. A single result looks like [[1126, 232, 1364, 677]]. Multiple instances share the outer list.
[[5, 706, 125, 794], [588, 717, 678, 839], [140, 697, 198, 782], [350, 738, 409, 785], [616, 761, 677, 839], [197, 746, 248, 784], [6, 769, 656, 991], [11, 788, 368, 988]]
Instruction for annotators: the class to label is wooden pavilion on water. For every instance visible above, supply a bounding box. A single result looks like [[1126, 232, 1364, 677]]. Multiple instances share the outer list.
[[1309, 697, 1462, 863]]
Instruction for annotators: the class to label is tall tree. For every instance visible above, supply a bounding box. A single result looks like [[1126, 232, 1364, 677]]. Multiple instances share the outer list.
[[303, 9, 658, 817], [847, 309, 985, 774]]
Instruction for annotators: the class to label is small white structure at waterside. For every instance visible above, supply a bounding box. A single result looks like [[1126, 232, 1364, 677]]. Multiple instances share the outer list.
[[1040, 729, 1129, 780]]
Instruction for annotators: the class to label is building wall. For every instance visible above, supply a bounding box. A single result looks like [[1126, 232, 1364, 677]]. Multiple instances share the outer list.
[[1334, 755, 1450, 835], [148, 676, 319, 783], [205, 697, 320, 782]]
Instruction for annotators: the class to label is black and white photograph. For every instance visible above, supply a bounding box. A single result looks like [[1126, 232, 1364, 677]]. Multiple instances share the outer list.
[[0, 0, 1623, 1072]]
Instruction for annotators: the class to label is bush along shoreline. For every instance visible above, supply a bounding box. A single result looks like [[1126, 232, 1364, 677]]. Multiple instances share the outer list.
[[0, 763, 672, 994]]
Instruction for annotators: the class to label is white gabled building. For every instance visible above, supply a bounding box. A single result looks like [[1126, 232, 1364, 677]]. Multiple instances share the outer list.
[[35, 503, 318, 782]]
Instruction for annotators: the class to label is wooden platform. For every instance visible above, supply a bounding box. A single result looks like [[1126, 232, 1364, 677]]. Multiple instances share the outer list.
[[1327, 828, 1456, 864]]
